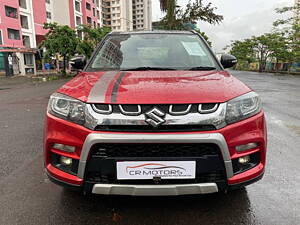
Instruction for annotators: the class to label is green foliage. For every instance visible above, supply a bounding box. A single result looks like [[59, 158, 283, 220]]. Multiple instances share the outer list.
[[180, 0, 223, 25], [251, 33, 277, 72], [159, 0, 169, 12], [157, 0, 223, 30], [193, 28, 212, 47], [40, 23, 79, 74], [40, 23, 111, 74], [273, 3, 300, 70], [76, 25, 111, 58], [156, 0, 223, 47], [268, 32, 291, 65], [228, 39, 256, 64]]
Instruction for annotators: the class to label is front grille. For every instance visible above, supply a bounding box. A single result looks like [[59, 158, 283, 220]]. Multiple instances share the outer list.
[[89, 103, 222, 132], [94, 125, 216, 132], [85, 143, 227, 185], [91, 143, 219, 158], [93, 103, 219, 115]]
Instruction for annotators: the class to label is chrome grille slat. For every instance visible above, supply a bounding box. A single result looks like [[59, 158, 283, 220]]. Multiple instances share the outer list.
[[119, 105, 142, 116], [92, 104, 112, 114], [169, 104, 192, 115], [198, 104, 219, 114]]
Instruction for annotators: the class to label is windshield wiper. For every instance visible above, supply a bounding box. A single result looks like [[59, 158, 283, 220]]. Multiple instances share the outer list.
[[120, 67, 177, 71], [188, 66, 217, 71]]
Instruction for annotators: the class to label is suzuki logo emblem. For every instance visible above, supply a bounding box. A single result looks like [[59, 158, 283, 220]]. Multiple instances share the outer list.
[[145, 107, 166, 127]]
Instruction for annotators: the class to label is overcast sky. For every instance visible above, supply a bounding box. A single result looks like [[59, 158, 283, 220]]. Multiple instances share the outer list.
[[152, 0, 294, 52]]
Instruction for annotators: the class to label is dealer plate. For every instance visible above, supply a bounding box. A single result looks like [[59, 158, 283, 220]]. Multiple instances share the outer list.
[[116, 161, 196, 180]]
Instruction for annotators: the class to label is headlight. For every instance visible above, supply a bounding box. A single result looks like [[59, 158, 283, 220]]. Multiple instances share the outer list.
[[226, 92, 262, 124], [48, 93, 86, 125]]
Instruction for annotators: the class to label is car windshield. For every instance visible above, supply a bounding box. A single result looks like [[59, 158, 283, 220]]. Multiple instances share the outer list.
[[87, 33, 221, 71]]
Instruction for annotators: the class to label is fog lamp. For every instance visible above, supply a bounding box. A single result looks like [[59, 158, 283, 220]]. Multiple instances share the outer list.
[[53, 143, 76, 153], [238, 155, 251, 164], [60, 156, 73, 166], [236, 143, 258, 152]]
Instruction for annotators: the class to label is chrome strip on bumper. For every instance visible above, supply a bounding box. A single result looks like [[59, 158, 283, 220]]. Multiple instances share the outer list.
[[77, 133, 234, 179], [92, 183, 218, 196]]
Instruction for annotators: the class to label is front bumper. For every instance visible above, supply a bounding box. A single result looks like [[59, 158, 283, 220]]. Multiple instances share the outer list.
[[44, 111, 267, 195]]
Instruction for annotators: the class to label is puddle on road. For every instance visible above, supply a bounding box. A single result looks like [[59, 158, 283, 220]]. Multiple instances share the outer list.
[[287, 125, 300, 136], [268, 115, 300, 136]]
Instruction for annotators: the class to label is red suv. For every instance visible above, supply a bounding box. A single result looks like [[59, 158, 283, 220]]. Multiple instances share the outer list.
[[45, 31, 267, 196]]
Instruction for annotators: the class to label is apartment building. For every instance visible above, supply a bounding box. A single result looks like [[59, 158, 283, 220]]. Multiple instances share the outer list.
[[0, 0, 152, 75], [102, 0, 152, 31], [132, 0, 152, 31]]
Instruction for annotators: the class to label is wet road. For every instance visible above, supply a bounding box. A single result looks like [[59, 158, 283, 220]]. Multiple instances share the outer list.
[[0, 71, 299, 225]]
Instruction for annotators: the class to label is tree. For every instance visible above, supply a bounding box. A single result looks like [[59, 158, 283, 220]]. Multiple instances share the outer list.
[[159, 0, 177, 28], [194, 28, 212, 46], [180, 0, 224, 25], [157, 0, 223, 30], [228, 33, 285, 72], [76, 25, 111, 58], [159, 0, 170, 12], [40, 23, 79, 75], [273, 3, 300, 72], [228, 39, 256, 69], [268, 32, 290, 71], [251, 33, 278, 72]]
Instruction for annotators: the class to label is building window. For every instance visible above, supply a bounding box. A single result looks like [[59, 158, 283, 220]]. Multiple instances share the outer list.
[[5, 6, 18, 18], [46, 11, 52, 19], [22, 35, 30, 48], [7, 28, 20, 40], [77, 31, 83, 40], [46, 0, 50, 4], [86, 2, 91, 10], [93, 8, 96, 17], [87, 17, 92, 24], [76, 16, 82, 26], [20, 15, 29, 29], [75, 1, 81, 12], [24, 53, 34, 65], [0, 30, 3, 45], [19, 0, 27, 9]]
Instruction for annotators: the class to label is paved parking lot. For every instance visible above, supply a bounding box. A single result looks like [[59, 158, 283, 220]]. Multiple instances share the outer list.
[[0, 71, 299, 225]]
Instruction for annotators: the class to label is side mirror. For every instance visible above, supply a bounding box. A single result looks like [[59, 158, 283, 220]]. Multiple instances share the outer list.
[[221, 54, 237, 69], [70, 56, 86, 70]]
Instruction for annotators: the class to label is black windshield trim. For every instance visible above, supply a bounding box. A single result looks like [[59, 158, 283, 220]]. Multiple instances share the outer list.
[[188, 66, 217, 71], [120, 67, 178, 71]]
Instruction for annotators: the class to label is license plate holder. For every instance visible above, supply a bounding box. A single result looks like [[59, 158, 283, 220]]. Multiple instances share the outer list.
[[116, 161, 196, 180]]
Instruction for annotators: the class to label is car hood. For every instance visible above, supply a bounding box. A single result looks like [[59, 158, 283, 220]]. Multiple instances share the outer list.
[[58, 70, 251, 104]]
